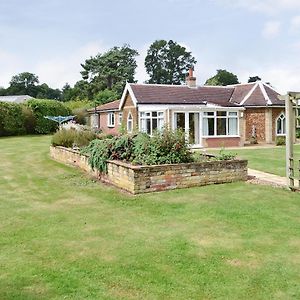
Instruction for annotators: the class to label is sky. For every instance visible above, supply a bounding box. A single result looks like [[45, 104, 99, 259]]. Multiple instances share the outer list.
[[1, 0, 300, 93]]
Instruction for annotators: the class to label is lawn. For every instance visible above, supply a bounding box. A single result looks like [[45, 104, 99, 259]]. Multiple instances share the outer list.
[[209, 145, 300, 177], [1, 136, 300, 299]]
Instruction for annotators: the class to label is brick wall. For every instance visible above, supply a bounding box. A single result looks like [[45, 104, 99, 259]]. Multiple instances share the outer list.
[[50, 146, 248, 194], [245, 108, 266, 142], [202, 137, 241, 148], [122, 93, 138, 133], [99, 111, 119, 135]]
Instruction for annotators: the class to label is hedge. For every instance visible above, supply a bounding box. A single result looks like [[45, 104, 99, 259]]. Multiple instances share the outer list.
[[0, 99, 72, 136], [26, 99, 71, 134], [0, 102, 26, 136]]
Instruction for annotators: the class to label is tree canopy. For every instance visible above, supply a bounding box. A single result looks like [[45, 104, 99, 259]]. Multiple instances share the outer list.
[[248, 76, 262, 83], [205, 69, 239, 86], [145, 40, 196, 85], [80, 45, 139, 98]]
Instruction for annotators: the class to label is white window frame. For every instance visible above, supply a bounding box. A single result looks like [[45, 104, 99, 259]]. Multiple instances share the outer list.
[[276, 113, 286, 136], [127, 112, 133, 133], [118, 112, 123, 125], [202, 111, 239, 138], [107, 112, 115, 127], [139, 111, 164, 136]]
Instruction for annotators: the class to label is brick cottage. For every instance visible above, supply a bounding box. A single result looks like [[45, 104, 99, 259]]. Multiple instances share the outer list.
[[88, 70, 286, 148]]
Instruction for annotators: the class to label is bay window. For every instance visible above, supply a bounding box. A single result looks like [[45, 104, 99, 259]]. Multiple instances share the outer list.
[[140, 111, 164, 135], [203, 111, 238, 137]]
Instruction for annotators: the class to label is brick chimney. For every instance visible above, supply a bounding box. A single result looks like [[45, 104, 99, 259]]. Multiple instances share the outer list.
[[186, 68, 196, 88]]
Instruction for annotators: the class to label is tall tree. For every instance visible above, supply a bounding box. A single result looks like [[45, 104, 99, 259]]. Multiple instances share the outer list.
[[80, 44, 139, 97], [248, 76, 262, 83], [205, 69, 239, 86], [8, 72, 39, 96], [145, 40, 196, 84]]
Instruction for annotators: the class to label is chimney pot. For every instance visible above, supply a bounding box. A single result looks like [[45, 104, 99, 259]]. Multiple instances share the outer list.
[[186, 68, 196, 88]]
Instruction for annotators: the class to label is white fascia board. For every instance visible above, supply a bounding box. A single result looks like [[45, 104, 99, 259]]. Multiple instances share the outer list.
[[239, 82, 259, 106], [259, 81, 272, 105], [119, 83, 138, 110]]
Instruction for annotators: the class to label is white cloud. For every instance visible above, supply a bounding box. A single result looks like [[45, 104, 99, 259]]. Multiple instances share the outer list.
[[135, 44, 150, 83], [214, 0, 300, 14], [262, 21, 281, 39], [34, 41, 107, 88], [0, 50, 24, 88], [290, 15, 300, 31]]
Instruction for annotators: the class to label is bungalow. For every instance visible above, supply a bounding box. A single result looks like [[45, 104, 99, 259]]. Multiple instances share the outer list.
[[89, 70, 285, 148]]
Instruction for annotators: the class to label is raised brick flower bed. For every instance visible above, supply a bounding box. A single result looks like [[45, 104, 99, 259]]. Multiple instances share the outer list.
[[50, 146, 248, 194]]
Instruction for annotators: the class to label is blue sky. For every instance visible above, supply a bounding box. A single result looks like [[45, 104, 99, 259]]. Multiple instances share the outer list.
[[1, 0, 300, 92]]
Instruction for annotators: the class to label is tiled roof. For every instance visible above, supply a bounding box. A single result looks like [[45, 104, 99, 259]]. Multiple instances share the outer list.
[[88, 99, 120, 112], [129, 84, 237, 107], [0, 95, 33, 103], [230, 82, 283, 106]]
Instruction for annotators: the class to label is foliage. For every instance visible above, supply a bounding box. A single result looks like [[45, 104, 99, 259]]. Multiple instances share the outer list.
[[0, 102, 26, 136], [205, 69, 239, 86], [214, 148, 237, 160], [84, 128, 193, 173], [26, 99, 71, 134], [80, 44, 139, 97], [0, 72, 62, 99], [21, 105, 36, 134], [63, 100, 93, 111], [133, 129, 192, 165], [145, 40, 196, 84], [248, 76, 261, 83], [94, 89, 119, 105], [51, 128, 96, 148], [276, 136, 286, 146]]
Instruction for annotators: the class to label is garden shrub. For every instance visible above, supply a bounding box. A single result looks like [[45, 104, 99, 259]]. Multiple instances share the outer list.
[[27, 99, 71, 134], [84, 128, 193, 173], [0, 102, 26, 136], [21, 105, 36, 134], [51, 128, 96, 148], [276, 136, 286, 146]]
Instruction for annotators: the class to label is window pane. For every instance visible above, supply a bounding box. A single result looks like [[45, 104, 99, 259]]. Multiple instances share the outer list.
[[158, 112, 164, 117], [175, 113, 185, 130], [141, 118, 146, 132], [228, 118, 238, 135], [152, 111, 157, 117], [217, 111, 226, 116], [217, 118, 226, 135], [228, 112, 237, 116], [158, 118, 164, 131], [146, 119, 151, 135], [203, 118, 214, 136], [204, 112, 214, 116], [152, 118, 157, 133]]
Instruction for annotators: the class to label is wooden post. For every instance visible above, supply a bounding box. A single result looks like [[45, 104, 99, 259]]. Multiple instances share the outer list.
[[286, 94, 294, 189]]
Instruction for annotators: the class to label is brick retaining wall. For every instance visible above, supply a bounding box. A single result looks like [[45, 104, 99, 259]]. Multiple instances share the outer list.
[[50, 146, 248, 194]]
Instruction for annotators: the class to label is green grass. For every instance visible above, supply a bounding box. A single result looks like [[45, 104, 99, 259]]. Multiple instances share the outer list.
[[1, 136, 300, 299], [210, 145, 300, 177]]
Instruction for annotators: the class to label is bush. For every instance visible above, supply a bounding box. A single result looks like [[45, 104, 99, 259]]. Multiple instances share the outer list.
[[51, 128, 96, 148], [27, 99, 71, 134], [0, 102, 26, 136], [276, 136, 286, 146], [21, 105, 36, 134], [84, 128, 193, 173]]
